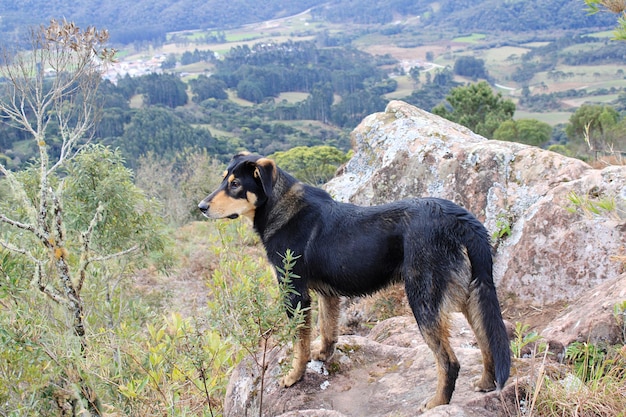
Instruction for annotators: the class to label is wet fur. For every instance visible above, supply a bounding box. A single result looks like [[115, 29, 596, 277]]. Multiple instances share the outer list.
[[199, 153, 511, 409]]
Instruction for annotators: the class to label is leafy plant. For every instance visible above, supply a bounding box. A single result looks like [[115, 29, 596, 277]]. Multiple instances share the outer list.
[[206, 221, 306, 417], [528, 340, 626, 416], [566, 342, 608, 383], [566, 190, 622, 220], [492, 213, 512, 241], [511, 322, 543, 359], [115, 313, 236, 416], [585, 0, 626, 40], [613, 300, 626, 343]]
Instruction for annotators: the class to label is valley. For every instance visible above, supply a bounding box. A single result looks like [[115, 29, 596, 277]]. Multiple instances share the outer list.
[[115, 9, 626, 128]]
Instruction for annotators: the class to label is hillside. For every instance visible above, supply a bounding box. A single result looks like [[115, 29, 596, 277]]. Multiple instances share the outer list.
[[0, 0, 615, 44]]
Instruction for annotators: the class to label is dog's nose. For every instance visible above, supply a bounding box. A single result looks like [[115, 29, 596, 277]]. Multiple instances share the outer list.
[[198, 201, 208, 213]]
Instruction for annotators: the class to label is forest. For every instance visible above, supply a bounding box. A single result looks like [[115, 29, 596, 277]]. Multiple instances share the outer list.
[[0, 0, 615, 44], [3, 29, 626, 172]]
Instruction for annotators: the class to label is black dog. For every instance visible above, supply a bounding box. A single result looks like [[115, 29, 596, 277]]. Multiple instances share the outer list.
[[199, 152, 510, 409]]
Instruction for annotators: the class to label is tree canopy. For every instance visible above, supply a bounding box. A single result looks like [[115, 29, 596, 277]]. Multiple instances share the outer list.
[[270, 145, 349, 185], [493, 119, 553, 147], [432, 81, 515, 138]]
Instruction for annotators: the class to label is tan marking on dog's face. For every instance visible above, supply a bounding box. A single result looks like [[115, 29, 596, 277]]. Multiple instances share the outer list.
[[205, 189, 256, 219]]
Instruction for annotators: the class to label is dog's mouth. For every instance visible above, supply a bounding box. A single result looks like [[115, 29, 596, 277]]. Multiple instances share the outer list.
[[227, 213, 239, 219]]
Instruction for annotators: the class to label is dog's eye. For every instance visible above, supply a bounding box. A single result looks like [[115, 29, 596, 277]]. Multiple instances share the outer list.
[[230, 179, 241, 189]]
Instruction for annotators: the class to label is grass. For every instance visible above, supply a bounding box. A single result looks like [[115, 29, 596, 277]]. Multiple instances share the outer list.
[[514, 111, 573, 126], [226, 89, 255, 107], [275, 91, 310, 103], [513, 344, 626, 417], [482, 46, 532, 63], [192, 124, 237, 138], [453, 33, 487, 43], [385, 75, 415, 99]]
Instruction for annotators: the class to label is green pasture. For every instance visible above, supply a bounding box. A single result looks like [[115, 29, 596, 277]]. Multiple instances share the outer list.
[[10, 139, 32, 155], [353, 32, 397, 49], [275, 92, 309, 103], [557, 64, 625, 78], [385, 75, 415, 99], [482, 46, 531, 63], [280, 119, 342, 136], [453, 33, 486, 43], [514, 110, 573, 126], [176, 62, 213, 74], [226, 89, 254, 107], [559, 42, 602, 55], [520, 41, 551, 48], [529, 64, 626, 89], [194, 123, 236, 137], [585, 30, 616, 38], [129, 94, 144, 109], [561, 93, 620, 107]]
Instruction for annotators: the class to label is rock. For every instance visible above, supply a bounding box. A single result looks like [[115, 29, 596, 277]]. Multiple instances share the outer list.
[[542, 272, 626, 345], [223, 314, 513, 417], [325, 100, 626, 305]]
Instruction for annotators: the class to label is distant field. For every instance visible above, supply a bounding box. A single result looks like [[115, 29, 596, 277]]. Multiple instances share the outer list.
[[129, 94, 143, 109], [275, 92, 309, 103], [586, 30, 615, 38], [514, 110, 573, 126], [117, 12, 626, 131], [226, 89, 254, 107], [385, 75, 414, 99], [280, 119, 343, 136], [453, 33, 486, 43], [194, 124, 236, 137], [562, 93, 621, 107], [481, 46, 530, 62]]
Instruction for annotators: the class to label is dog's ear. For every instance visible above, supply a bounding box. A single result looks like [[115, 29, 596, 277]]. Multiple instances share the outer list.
[[253, 158, 277, 197]]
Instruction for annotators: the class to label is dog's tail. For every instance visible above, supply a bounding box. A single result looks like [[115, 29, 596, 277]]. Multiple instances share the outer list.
[[463, 215, 511, 391]]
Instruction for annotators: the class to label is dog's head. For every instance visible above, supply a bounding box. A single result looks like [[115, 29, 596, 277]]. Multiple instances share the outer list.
[[198, 152, 277, 220]]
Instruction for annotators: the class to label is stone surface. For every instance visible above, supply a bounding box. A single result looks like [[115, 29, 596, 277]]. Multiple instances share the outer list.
[[326, 100, 626, 305], [224, 315, 513, 417], [542, 272, 626, 345]]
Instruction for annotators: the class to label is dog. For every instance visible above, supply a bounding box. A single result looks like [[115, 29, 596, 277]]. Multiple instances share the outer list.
[[198, 152, 510, 409]]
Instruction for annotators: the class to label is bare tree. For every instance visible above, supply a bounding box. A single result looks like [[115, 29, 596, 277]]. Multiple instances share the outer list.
[[0, 20, 119, 415]]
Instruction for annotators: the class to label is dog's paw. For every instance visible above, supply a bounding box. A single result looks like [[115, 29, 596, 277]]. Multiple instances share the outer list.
[[472, 375, 496, 392], [419, 395, 446, 411], [312, 347, 335, 362], [312, 342, 336, 362], [280, 369, 304, 388]]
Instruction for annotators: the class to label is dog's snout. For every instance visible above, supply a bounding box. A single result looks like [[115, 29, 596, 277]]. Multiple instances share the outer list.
[[198, 200, 209, 213]]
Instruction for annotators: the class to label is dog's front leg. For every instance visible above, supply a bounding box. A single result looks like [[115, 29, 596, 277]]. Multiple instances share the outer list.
[[280, 307, 311, 387], [314, 295, 340, 361]]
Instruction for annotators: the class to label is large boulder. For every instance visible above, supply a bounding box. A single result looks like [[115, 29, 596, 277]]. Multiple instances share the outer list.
[[326, 100, 626, 306]]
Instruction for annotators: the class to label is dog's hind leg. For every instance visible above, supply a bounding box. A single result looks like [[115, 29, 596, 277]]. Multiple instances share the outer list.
[[463, 281, 511, 392], [419, 319, 460, 409], [405, 268, 460, 409], [280, 307, 311, 387], [464, 292, 497, 392], [314, 295, 340, 361]]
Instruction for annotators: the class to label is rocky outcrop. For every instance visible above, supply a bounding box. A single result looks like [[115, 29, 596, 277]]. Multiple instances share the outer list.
[[223, 101, 626, 416], [224, 315, 517, 417], [326, 101, 626, 306]]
